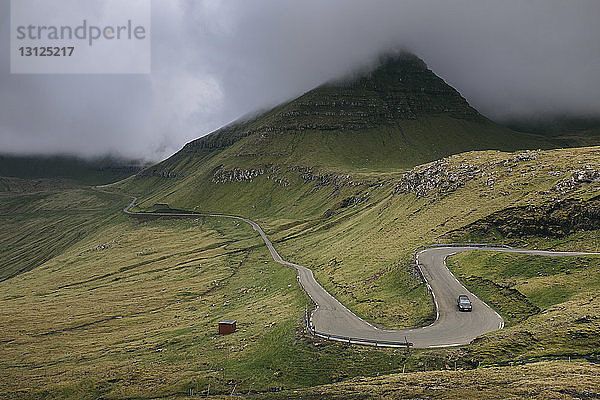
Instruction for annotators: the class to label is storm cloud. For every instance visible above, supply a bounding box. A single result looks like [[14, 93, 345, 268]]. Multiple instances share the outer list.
[[1, 0, 599, 161]]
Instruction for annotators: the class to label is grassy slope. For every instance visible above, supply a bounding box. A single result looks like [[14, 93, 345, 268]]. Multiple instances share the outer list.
[[114, 146, 600, 372], [3, 146, 600, 398], [270, 147, 600, 328], [118, 115, 548, 218], [0, 154, 145, 185], [508, 117, 600, 148], [246, 146, 600, 398], [446, 251, 600, 363], [0, 179, 127, 281], [255, 360, 600, 400], [117, 55, 552, 218], [120, 146, 600, 337], [448, 252, 600, 322], [0, 194, 426, 399]]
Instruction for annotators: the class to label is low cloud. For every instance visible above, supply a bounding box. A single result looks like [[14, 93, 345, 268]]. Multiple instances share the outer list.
[[1, 0, 599, 161]]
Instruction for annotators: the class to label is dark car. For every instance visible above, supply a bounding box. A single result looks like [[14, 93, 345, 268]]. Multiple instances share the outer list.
[[457, 295, 472, 312]]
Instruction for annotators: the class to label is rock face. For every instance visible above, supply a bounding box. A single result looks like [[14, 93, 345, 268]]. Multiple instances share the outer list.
[[395, 159, 481, 198], [137, 53, 548, 195], [500, 150, 539, 165], [210, 164, 364, 189], [290, 166, 361, 188], [181, 53, 482, 154], [320, 53, 480, 122], [553, 166, 600, 195], [451, 197, 600, 238], [136, 169, 184, 178], [394, 150, 544, 199], [211, 167, 266, 184]]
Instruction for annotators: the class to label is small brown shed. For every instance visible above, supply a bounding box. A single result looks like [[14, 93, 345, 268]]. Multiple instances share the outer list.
[[218, 320, 237, 335]]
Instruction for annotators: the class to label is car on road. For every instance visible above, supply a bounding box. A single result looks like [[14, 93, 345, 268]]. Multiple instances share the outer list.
[[457, 295, 472, 312]]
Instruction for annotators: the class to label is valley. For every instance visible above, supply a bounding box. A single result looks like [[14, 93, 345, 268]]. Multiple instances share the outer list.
[[2, 54, 600, 399]]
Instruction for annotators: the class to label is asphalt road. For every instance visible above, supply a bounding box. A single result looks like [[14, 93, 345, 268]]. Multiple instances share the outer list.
[[122, 197, 599, 348]]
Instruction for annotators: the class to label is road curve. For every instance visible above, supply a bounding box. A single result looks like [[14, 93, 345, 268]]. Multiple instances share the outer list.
[[122, 196, 600, 348]]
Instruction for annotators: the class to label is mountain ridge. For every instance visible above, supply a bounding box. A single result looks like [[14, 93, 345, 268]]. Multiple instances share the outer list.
[[181, 52, 485, 155], [122, 52, 550, 216]]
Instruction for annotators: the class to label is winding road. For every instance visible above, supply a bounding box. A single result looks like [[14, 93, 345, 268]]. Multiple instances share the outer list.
[[123, 196, 599, 348]]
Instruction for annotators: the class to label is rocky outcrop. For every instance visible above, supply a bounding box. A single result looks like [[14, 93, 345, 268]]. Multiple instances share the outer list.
[[96, 165, 145, 174], [209, 164, 366, 189], [553, 166, 600, 195], [339, 193, 370, 208], [448, 197, 600, 238], [211, 165, 291, 187], [136, 169, 184, 178], [394, 159, 481, 198], [496, 150, 539, 167], [292, 166, 362, 188], [394, 150, 574, 199], [211, 167, 266, 184]]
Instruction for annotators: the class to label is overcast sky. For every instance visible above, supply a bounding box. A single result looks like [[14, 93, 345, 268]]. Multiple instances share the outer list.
[[1, 0, 599, 161]]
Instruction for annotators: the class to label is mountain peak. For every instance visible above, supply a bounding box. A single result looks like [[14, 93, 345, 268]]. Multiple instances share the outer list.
[[326, 52, 428, 88], [315, 51, 479, 121], [183, 52, 481, 153]]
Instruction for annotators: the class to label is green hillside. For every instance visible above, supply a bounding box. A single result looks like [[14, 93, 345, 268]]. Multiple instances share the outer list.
[[508, 116, 600, 148], [0, 178, 126, 281], [118, 53, 550, 218], [3, 146, 600, 399], [2, 53, 600, 399]]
